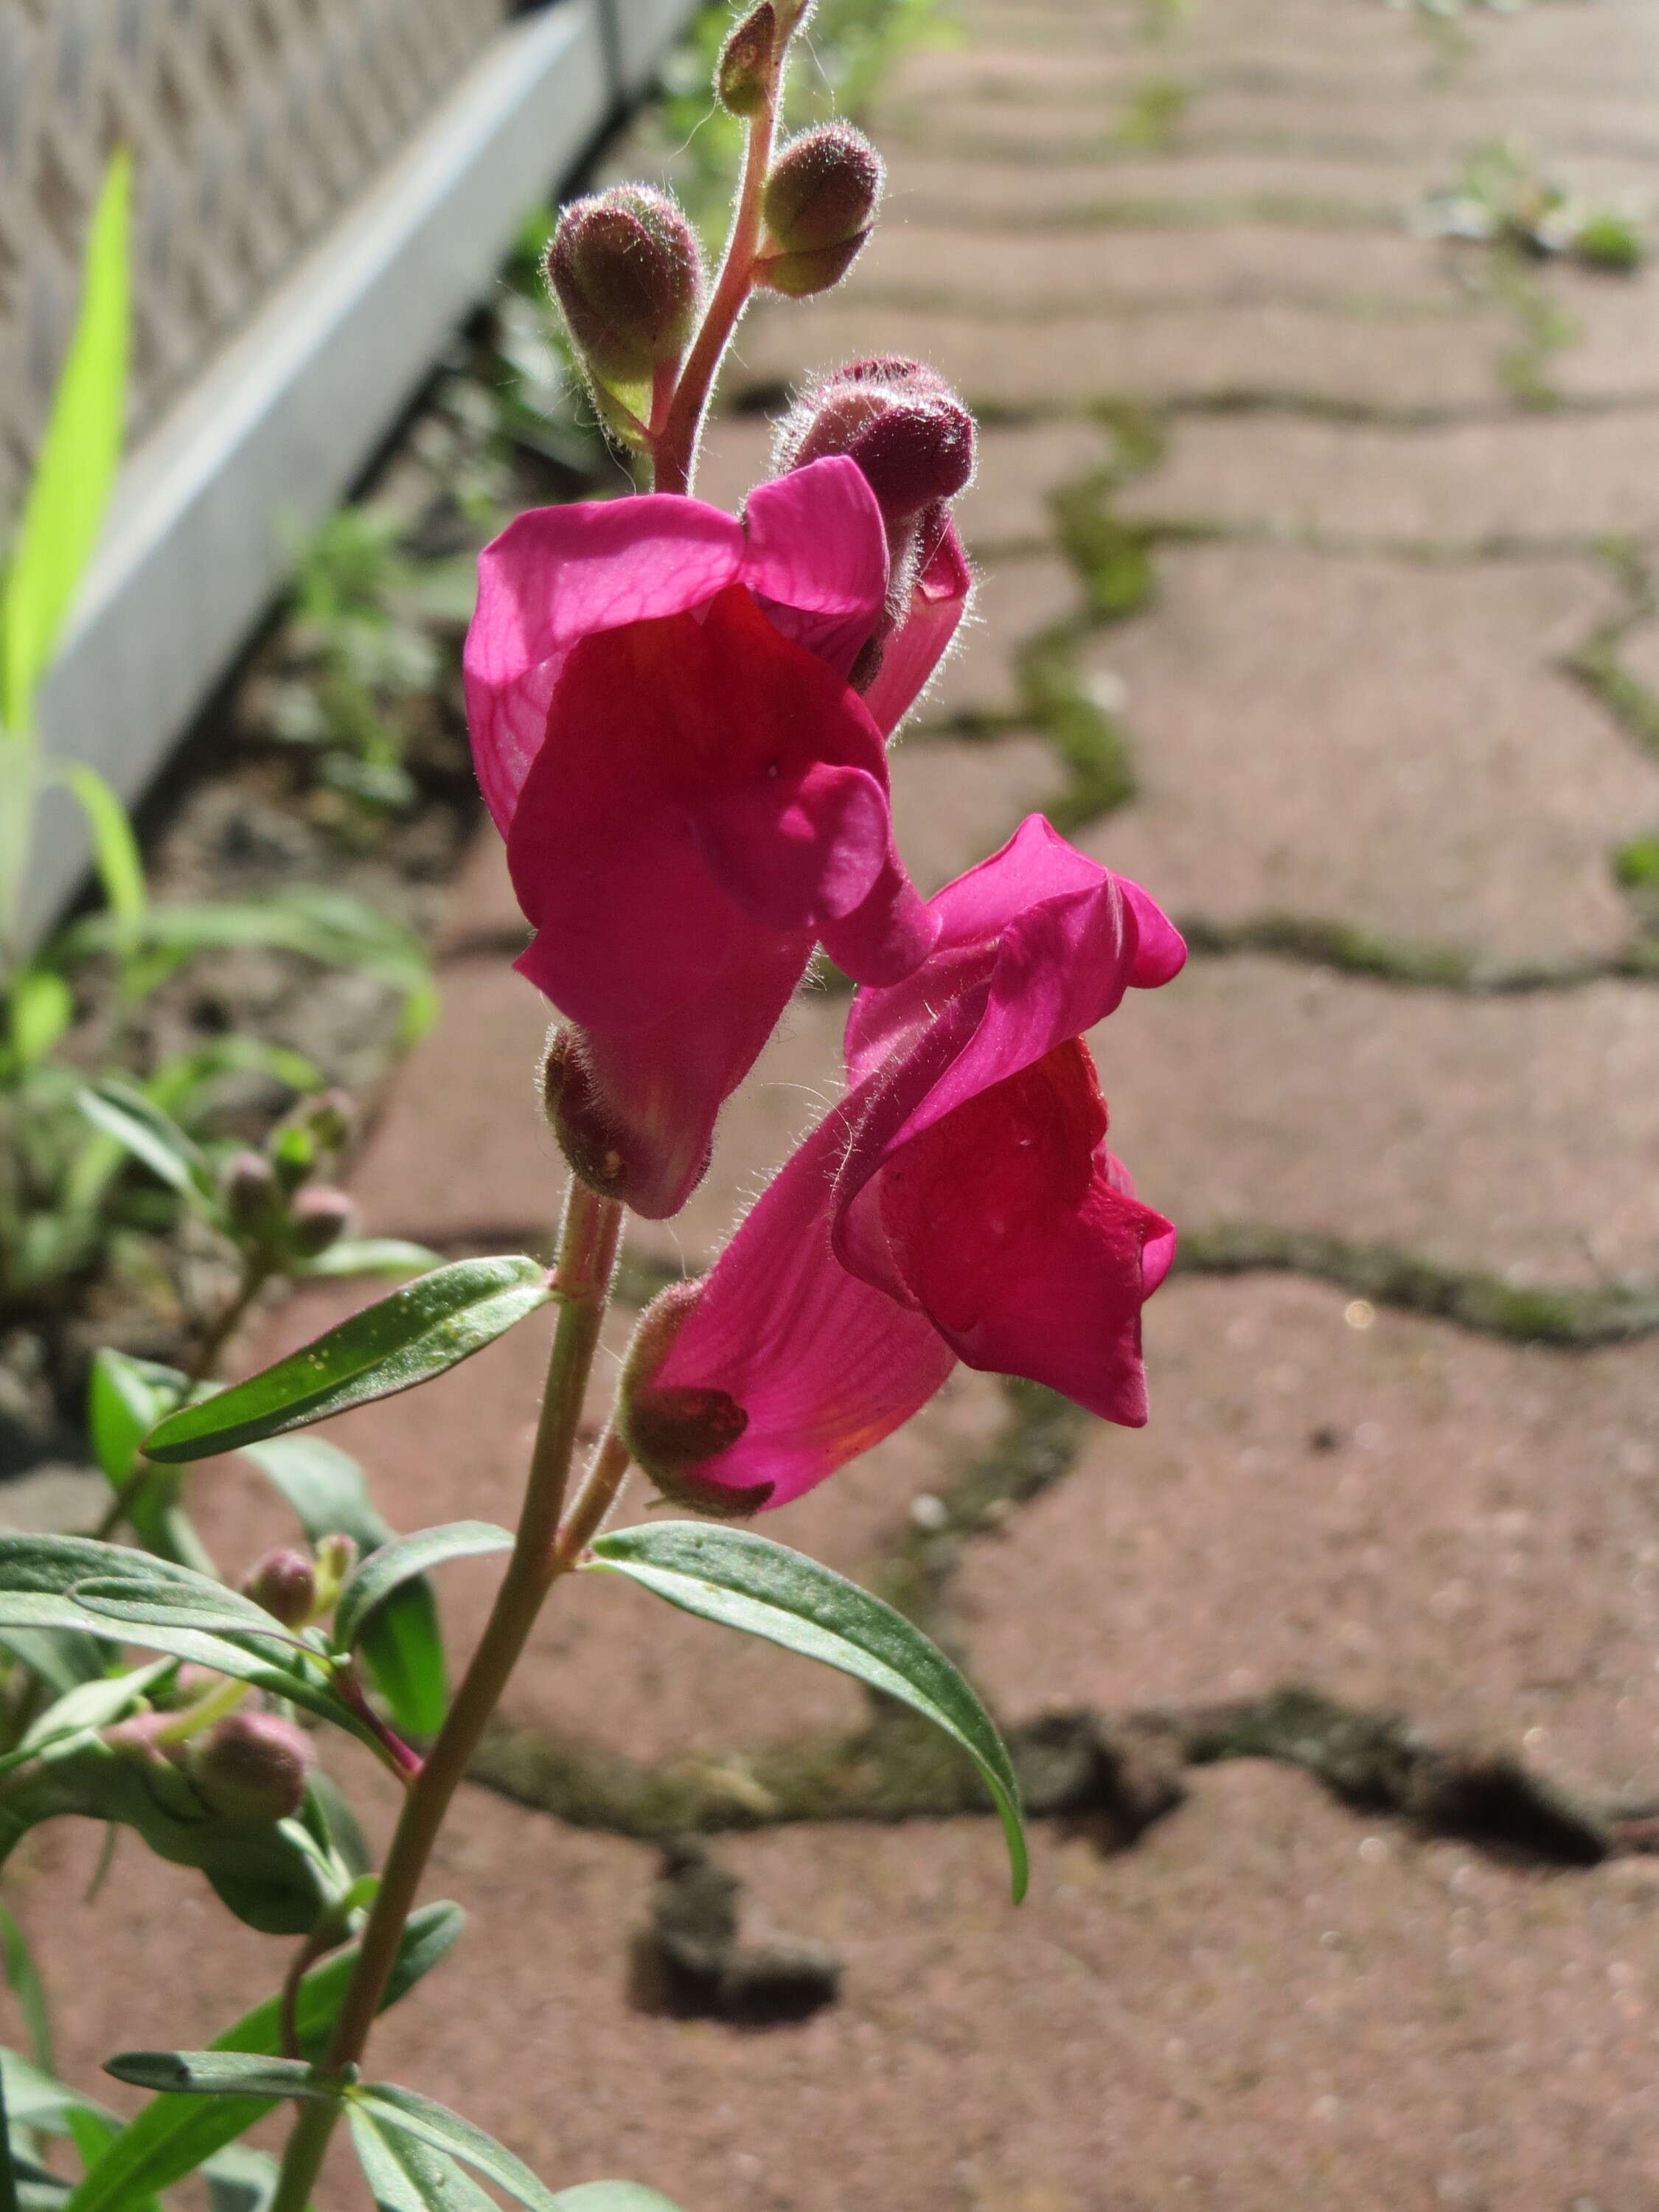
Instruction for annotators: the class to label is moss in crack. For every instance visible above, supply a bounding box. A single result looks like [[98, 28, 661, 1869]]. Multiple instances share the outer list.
[[1565, 536, 1659, 765], [1178, 911, 1659, 992], [1175, 1224, 1659, 1346]]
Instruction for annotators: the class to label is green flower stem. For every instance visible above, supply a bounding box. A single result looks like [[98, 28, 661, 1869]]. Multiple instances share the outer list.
[[267, 1180, 622, 2212], [550, 1423, 633, 1573], [654, 86, 782, 495]]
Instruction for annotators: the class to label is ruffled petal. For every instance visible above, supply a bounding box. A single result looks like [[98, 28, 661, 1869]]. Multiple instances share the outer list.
[[465, 495, 742, 833], [872, 1042, 1169, 1425], [693, 760, 890, 930], [858, 517, 973, 737], [632, 1106, 956, 1506], [741, 456, 890, 682]]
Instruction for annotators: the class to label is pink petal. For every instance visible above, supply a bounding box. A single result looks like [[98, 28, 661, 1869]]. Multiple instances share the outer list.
[[693, 760, 890, 930], [641, 1105, 956, 1506], [741, 457, 890, 683], [858, 517, 973, 737], [869, 1043, 1169, 1426], [465, 495, 742, 833]]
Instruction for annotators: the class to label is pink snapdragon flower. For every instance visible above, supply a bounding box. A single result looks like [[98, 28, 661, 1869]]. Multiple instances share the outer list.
[[465, 456, 962, 1218], [619, 817, 1186, 1513]]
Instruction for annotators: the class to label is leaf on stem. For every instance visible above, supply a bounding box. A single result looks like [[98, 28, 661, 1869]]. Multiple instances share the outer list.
[[86, 1351, 183, 1487], [552, 2189, 686, 2210], [349, 2107, 501, 2212], [349, 2084, 564, 2212], [142, 1258, 554, 1463], [100, 2055, 336, 2102], [60, 1903, 462, 2212], [587, 1523, 1029, 1901], [333, 1524, 511, 1655], [72, 1083, 213, 1206]]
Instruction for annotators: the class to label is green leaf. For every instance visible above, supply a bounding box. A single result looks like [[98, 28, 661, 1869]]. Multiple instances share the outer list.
[[61, 1903, 462, 2212], [352, 2084, 562, 2212], [334, 1524, 510, 1654], [72, 1082, 212, 1203], [65, 1576, 313, 1652], [7, 971, 72, 1068], [142, 1257, 553, 1463], [1, 150, 129, 734], [349, 2107, 500, 2212], [295, 1238, 442, 1281], [101, 2053, 336, 2101], [52, 765, 144, 929], [200, 2142, 277, 2212], [0, 2051, 108, 2135], [235, 1437, 446, 1738], [588, 1523, 1029, 1902], [86, 1350, 181, 1486], [551, 2190, 685, 2211], [0, 1537, 362, 1741], [0, 1911, 52, 2074], [1, 1660, 171, 1778]]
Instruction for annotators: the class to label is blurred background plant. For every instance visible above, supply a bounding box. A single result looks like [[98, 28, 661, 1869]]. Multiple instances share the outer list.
[[1419, 139, 1646, 269], [0, 155, 434, 1455]]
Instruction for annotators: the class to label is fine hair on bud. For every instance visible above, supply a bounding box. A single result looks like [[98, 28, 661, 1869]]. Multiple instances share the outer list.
[[776, 356, 977, 529], [188, 1711, 315, 1826], [548, 185, 706, 388], [758, 125, 884, 297], [616, 1284, 770, 1517], [240, 1546, 319, 1629], [716, 1, 777, 116]]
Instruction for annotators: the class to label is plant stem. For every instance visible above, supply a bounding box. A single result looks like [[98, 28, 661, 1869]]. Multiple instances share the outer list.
[[550, 1424, 632, 1572], [267, 1180, 622, 2212], [653, 93, 781, 496]]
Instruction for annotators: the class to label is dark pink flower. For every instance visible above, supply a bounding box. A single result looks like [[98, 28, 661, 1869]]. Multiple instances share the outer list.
[[619, 816, 1186, 1512], [464, 457, 943, 1217]]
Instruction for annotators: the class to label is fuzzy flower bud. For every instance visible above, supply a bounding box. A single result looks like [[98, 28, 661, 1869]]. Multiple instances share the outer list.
[[287, 1186, 355, 1257], [618, 1282, 760, 1517], [220, 1150, 282, 1239], [759, 125, 884, 296], [311, 1534, 359, 1618], [548, 186, 705, 387], [779, 356, 975, 525], [716, 1, 777, 116], [187, 1711, 314, 1826], [240, 1546, 318, 1629]]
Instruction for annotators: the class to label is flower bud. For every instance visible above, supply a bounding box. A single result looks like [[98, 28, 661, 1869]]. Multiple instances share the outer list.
[[540, 1029, 639, 1203], [618, 1284, 765, 1517], [240, 1546, 318, 1629], [221, 1150, 282, 1239], [548, 187, 705, 387], [716, 1, 777, 116], [187, 1711, 314, 1826], [287, 1186, 355, 1257], [758, 126, 883, 296], [311, 1534, 359, 1618], [779, 356, 975, 524]]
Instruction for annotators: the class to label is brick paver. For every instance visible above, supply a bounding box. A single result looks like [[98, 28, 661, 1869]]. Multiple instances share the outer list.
[[18, 3, 1659, 2205]]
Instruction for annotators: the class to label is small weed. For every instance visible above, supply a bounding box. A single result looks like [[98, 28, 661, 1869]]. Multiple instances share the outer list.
[[1419, 140, 1645, 271], [1113, 77, 1192, 152]]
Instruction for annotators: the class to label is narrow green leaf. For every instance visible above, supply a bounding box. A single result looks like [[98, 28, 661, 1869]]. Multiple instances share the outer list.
[[357, 1585, 446, 1742], [295, 1238, 442, 1281], [65, 1576, 313, 1652], [0, 1912, 52, 2074], [334, 1524, 509, 1655], [1, 1660, 171, 1777], [142, 1258, 553, 1463], [0, 1537, 361, 1740], [200, 2142, 276, 2212], [72, 1082, 212, 1203], [86, 1349, 182, 1486], [1, 150, 129, 734], [588, 1524, 1029, 1902], [0, 2051, 107, 2134], [354, 2085, 563, 2212], [52, 765, 144, 927], [101, 2054, 335, 2102], [349, 2107, 499, 2212], [61, 1903, 462, 2212]]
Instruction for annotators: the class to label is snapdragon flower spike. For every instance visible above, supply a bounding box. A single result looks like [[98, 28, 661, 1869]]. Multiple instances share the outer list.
[[777, 357, 975, 730], [620, 817, 1186, 1512], [464, 456, 942, 1217]]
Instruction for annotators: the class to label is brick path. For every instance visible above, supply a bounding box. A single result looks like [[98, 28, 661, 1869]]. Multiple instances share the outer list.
[[18, 3, 1659, 2205]]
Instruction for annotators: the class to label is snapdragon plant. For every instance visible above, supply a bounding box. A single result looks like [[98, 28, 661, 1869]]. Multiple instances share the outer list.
[[0, 12, 1189, 2208]]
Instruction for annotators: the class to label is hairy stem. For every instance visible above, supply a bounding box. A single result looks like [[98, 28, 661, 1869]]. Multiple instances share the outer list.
[[267, 1180, 622, 2212], [551, 1423, 633, 1572], [654, 94, 780, 495]]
